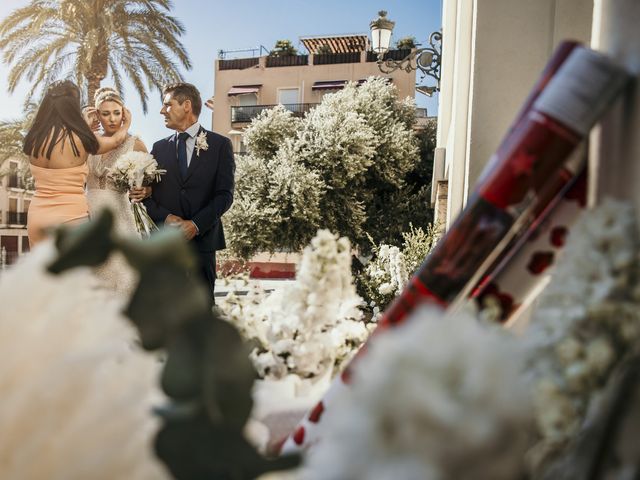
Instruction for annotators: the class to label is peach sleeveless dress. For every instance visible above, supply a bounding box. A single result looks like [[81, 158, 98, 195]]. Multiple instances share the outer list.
[[27, 163, 89, 246]]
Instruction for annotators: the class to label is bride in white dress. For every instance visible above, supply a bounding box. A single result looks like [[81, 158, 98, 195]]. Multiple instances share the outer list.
[[84, 87, 151, 296]]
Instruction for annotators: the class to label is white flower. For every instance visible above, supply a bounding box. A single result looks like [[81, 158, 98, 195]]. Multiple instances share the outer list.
[[305, 307, 533, 480], [584, 337, 615, 375], [195, 131, 209, 156], [108, 151, 165, 190]]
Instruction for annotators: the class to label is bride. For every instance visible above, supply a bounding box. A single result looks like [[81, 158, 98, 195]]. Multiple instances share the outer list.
[[83, 87, 151, 295]]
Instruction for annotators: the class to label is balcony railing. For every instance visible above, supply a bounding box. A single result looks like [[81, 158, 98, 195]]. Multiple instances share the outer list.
[[266, 55, 309, 68], [217, 49, 415, 70], [6, 211, 27, 225], [366, 48, 413, 62], [231, 103, 319, 123], [313, 52, 361, 65], [219, 57, 260, 70]]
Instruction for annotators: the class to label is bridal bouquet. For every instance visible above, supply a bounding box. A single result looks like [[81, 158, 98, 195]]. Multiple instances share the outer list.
[[107, 151, 166, 237]]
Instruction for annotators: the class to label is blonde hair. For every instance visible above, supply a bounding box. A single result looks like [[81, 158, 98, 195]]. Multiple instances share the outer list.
[[94, 87, 124, 109]]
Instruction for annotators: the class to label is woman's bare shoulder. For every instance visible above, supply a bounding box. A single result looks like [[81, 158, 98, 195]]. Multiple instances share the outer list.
[[30, 131, 88, 168], [133, 137, 148, 153]]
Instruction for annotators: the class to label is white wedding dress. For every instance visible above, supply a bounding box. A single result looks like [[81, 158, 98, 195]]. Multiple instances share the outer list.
[[86, 135, 140, 296]]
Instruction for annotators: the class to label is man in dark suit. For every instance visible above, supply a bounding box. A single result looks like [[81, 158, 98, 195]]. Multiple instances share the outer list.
[[144, 82, 235, 302]]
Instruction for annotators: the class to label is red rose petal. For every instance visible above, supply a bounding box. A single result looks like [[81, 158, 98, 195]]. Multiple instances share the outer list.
[[341, 367, 352, 384], [527, 252, 554, 275], [308, 401, 325, 423], [550, 226, 568, 247], [293, 426, 305, 445]]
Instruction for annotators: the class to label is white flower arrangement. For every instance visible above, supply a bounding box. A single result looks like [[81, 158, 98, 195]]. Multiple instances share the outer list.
[[107, 151, 166, 191], [304, 307, 534, 480], [219, 230, 372, 381], [106, 151, 166, 237], [523, 198, 640, 472], [195, 131, 209, 156]]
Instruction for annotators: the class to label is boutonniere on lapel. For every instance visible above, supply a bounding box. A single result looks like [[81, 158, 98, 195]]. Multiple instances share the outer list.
[[194, 131, 209, 156]]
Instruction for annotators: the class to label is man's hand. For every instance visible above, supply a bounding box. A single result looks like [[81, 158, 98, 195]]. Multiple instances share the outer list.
[[180, 220, 198, 241], [129, 186, 151, 203], [165, 214, 197, 240]]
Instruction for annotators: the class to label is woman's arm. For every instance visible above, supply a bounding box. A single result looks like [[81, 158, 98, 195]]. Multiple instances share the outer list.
[[95, 107, 132, 154]]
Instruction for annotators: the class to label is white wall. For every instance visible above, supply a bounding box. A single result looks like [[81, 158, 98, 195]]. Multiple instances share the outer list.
[[436, 0, 593, 227]]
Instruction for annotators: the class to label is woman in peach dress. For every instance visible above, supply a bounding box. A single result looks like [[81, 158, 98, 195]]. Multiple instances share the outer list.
[[23, 81, 131, 246]]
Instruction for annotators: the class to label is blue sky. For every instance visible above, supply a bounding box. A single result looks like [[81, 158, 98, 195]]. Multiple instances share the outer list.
[[0, 0, 441, 145]]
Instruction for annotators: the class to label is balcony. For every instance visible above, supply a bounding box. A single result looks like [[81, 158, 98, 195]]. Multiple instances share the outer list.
[[231, 103, 319, 123], [266, 55, 309, 68], [218, 49, 414, 71], [313, 52, 361, 65], [219, 57, 260, 70], [6, 211, 27, 225]]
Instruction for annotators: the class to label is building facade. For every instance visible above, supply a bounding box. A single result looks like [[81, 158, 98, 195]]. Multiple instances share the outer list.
[[433, 0, 593, 227], [0, 159, 32, 266], [211, 33, 419, 153]]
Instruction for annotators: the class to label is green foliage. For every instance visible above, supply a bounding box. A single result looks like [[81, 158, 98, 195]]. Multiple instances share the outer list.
[[227, 77, 434, 259], [0, 0, 191, 111], [395, 36, 418, 50], [316, 44, 332, 55], [226, 151, 323, 259], [269, 39, 298, 57], [0, 103, 37, 178], [401, 222, 440, 274], [47, 209, 300, 479], [375, 117, 437, 246]]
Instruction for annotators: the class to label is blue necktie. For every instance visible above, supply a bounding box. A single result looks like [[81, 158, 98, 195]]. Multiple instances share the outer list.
[[177, 132, 189, 179]]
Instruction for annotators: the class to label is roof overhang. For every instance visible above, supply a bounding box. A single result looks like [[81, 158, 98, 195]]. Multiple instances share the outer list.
[[300, 33, 368, 54]]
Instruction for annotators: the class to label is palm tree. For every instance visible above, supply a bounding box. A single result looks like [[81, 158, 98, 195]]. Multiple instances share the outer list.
[[0, 0, 191, 112], [0, 103, 36, 182]]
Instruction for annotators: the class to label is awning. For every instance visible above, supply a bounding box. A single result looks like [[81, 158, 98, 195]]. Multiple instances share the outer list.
[[312, 80, 347, 90], [228, 85, 261, 96], [204, 97, 215, 111]]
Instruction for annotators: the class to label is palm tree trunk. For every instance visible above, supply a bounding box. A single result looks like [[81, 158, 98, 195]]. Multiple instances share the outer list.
[[87, 43, 108, 104]]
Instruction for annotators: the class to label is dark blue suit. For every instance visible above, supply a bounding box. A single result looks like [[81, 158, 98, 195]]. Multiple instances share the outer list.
[[144, 127, 235, 298]]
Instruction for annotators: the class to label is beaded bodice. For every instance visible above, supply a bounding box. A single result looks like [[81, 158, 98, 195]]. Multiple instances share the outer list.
[[86, 135, 136, 190]]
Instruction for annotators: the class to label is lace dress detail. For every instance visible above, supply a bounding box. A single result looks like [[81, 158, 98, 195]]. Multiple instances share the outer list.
[[86, 135, 140, 297]]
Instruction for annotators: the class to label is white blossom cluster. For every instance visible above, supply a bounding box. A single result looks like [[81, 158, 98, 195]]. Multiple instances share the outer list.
[[304, 307, 534, 480], [524, 198, 640, 470], [107, 150, 165, 191], [359, 224, 439, 317], [219, 230, 372, 380], [242, 105, 301, 159]]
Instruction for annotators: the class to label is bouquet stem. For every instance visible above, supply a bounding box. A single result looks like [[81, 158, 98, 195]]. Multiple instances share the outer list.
[[131, 202, 158, 238]]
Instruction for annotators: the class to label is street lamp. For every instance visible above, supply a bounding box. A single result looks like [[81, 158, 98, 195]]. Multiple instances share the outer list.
[[369, 11, 442, 96]]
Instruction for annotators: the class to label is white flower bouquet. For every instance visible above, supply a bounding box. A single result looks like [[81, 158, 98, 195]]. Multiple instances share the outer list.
[[107, 151, 166, 238]]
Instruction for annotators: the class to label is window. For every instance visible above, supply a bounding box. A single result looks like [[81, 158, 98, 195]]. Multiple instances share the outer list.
[[237, 93, 257, 107], [278, 88, 299, 106]]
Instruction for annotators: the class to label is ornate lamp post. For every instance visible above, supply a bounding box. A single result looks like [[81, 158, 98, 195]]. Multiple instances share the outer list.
[[370, 11, 442, 96]]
